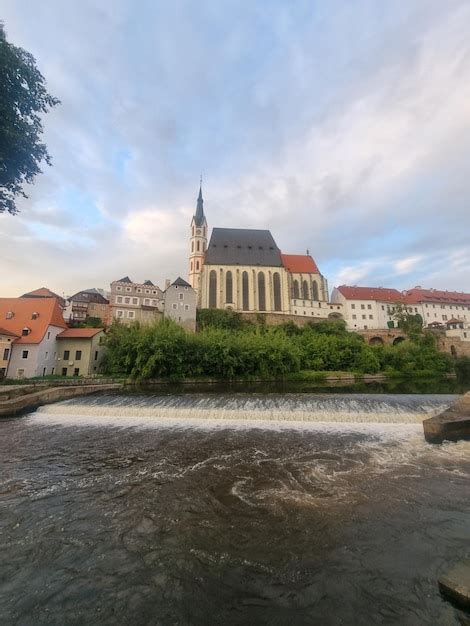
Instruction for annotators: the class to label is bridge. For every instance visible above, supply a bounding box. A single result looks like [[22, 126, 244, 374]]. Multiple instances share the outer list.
[[357, 328, 407, 346]]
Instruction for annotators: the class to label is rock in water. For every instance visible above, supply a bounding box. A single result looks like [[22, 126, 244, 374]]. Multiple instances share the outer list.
[[439, 559, 470, 609]]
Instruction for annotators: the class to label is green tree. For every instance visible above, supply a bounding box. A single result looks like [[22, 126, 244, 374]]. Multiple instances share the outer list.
[[392, 303, 423, 340], [0, 22, 59, 214]]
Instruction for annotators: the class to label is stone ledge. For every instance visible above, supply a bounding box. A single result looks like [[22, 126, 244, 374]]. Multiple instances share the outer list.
[[439, 559, 470, 609], [423, 392, 470, 443]]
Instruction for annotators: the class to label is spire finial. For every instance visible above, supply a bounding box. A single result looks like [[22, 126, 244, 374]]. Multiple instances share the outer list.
[[195, 178, 204, 224]]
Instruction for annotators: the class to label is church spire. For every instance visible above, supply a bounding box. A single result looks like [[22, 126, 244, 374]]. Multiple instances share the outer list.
[[194, 177, 205, 226]]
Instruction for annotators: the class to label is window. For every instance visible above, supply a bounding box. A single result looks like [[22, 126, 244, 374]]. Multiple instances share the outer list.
[[6, 311, 13, 319], [258, 272, 266, 311], [179, 293, 184, 301], [62, 367, 67, 376], [117, 310, 124, 318], [144, 298, 150, 305], [273, 273, 282, 311], [137, 288, 142, 293], [190, 261, 193, 271], [197, 240, 200, 252], [351, 304, 356, 309], [116, 286, 122, 291], [132, 298, 138, 304], [51, 368, 55, 375], [381, 306, 384, 310], [116, 296, 123, 303], [293, 280, 300, 299], [75, 350, 82, 361], [361, 304, 365, 310], [362, 315, 366, 320], [369, 315, 373, 320], [73, 368, 80, 376], [3, 348, 10, 360], [64, 350, 70, 360], [153, 291, 157, 295], [126, 287, 131, 292], [47, 331, 51, 339], [226, 271, 233, 304], [196, 261, 200, 271], [125, 297, 130, 304], [302, 280, 309, 300], [22, 328, 30, 336], [152, 300, 157, 306], [352, 314, 357, 320], [128, 311, 135, 319], [184, 304, 189, 311], [367, 304, 372, 309], [42, 367, 46, 376], [172, 303, 177, 310], [32, 312, 39, 320], [191, 242, 194, 252], [242, 271, 249, 311], [94, 351, 98, 361], [45, 351, 48, 359], [312, 281, 319, 301], [442, 315, 447, 321], [22, 350, 29, 359], [145, 289, 150, 294], [209, 270, 217, 308]]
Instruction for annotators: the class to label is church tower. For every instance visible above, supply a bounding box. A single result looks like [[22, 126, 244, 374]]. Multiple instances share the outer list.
[[188, 182, 208, 291]]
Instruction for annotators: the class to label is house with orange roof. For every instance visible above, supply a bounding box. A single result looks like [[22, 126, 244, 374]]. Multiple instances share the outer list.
[[402, 287, 470, 327], [56, 328, 106, 376], [21, 287, 66, 310], [0, 327, 18, 378], [330, 286, 406, 331], [0, 298, 67, 378]]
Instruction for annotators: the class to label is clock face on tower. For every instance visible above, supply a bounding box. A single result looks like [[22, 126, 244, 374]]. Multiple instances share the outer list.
[[196, 229, 201, 235]]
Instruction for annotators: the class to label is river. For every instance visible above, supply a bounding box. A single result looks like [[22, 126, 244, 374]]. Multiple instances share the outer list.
[[1, 390, 469, 625]]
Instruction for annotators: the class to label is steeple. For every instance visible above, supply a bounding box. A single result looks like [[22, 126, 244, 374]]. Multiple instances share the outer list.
[[194, 178, 205, 226]]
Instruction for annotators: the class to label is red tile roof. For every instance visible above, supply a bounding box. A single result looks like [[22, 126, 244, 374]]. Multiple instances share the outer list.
[[281, 254, 320, 274], [57, 328, 104, 339], [0, 327, 19, 338], [0, 298, 67, 344], [21, 287, 66, 308], [403, 288, 470, 304], [446, 318, 464, 325], [336, 286, 404, 303]]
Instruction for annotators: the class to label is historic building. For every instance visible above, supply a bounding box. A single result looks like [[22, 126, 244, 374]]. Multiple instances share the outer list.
[[109, 277, 163, 324], [65, 288, 110, 325], [163, 277, 197, 332], [56, 328, 106, 377], [188, 186, 334, 319]]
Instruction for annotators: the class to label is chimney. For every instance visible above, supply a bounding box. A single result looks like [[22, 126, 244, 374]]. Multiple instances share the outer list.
[[165, 279, 171, 289]]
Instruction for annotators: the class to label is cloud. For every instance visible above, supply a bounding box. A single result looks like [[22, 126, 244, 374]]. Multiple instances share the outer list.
[[0, 0, 469, 297]]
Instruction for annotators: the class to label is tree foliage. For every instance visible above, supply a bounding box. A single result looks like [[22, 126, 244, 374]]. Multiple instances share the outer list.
[[392, 303, 424, 340], [102, 317, 454, 381], [0, 22, 59, 214]]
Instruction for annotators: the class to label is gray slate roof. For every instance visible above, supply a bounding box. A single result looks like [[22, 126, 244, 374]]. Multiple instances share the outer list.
[[204, 228, 283, 267], [171, 277, 192, 288]]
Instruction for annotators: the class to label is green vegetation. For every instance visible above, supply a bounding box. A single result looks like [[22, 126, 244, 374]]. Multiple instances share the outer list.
[[391, 303, 424, 341], [455, 356, 470, 382], [103, 312, 455, 382], [0, 22, 59, 214]]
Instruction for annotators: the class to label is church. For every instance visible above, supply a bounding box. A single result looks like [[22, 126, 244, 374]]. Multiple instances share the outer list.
[[188, 185, 340, 321]]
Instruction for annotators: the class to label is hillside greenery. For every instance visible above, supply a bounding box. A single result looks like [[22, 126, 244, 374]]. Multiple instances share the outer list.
[[102, 311, 455, 381]]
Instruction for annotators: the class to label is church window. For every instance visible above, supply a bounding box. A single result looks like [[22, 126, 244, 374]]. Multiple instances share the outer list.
[[312, 281, 319, 301], [203, 242, 206, 251], [190, 262, 193, 271], [293, 280, 300, 299], [273, 273, 282, 311], [209, 271, 217, 308], [302, 281, 309, 300], [197, 241, 200, 252], [196, 261, 200, 270], [226, 271, 233, 304], [258, 272, 266, 311], [191, 242, 194, 252], [242, 272, 249, 311]]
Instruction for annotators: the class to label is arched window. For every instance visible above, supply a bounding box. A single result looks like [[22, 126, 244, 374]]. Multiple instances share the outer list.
[[196, 261, 200, 270], [203, 242, 206, 252], [302, 280, 309, 300], [242, 272, 249, 310], [192, 226, 194, 236], [293, 280, 300, 299], [191, 241, 194, 252], [226, 271, 233, 303], [209, 270, 217, 308], [258, 272, 266, 311], [273, 273, 282, 311], [312, 281, 319, 301], [197, 240, 200, 252], [190, 261, 193, 271]]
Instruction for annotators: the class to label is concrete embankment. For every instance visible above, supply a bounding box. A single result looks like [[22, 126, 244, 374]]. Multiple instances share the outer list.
[[423, 392, 470, 443], [0, 382, 123, 417]]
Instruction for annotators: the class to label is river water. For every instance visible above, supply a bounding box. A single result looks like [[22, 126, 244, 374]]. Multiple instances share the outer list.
[[1, 391, 469, 625]]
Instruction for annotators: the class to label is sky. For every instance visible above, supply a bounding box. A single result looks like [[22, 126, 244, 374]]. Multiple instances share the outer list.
[[1, 0, 470, 298]]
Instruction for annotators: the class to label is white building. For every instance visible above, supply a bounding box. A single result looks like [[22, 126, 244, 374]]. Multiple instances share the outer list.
[[163, 277, 197, 331], [330, 286, 404, 330], [402, 287, 470, 326]]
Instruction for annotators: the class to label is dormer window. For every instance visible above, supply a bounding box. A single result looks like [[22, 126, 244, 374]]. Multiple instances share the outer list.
[[6, 311, 13, 319], [22, 327, 31, 336], [32, 312, 39, 320]]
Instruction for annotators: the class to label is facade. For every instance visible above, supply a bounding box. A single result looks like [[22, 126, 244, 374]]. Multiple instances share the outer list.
[[109, 277, 163, 324], [65, 289, 110, 325], [163, 277, 197, 331], [0, 298, 67, 378], [445, 318, 470, 342], [0, 328, 18, 378], [191, 186, 333, 319], [331, 286, 405, 330], [403, 287, 470, 326], [56, 328, 106, 376]]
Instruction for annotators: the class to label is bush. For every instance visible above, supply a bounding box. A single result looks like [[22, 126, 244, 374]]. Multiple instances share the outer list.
[[455, 356, 470, 381]]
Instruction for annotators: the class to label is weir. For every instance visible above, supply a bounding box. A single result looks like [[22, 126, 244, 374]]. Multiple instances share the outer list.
[[35, 392, 457, 426]]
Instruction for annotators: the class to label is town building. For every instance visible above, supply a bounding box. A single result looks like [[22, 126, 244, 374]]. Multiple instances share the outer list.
[[0, 327, 18, 379], [330, 286, 404, 330], [65, 289, 110, 325], [163, 277, 197, 331], [402, 287, 470, 326], [189, 186, 335, 320], [445, 318, 469, 342], [21, 287, 66, 310], [56, 328, 106, 376], [109, 277, 163, 324], [0, 298, 67, 378]]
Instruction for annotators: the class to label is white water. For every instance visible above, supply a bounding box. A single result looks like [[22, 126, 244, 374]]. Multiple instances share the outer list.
[[33, 392, 457, 428]]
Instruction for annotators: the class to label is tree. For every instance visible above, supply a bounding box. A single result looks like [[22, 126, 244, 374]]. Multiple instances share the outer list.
[[0, 22, 59, 214], [392, 303, 423, 340]]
